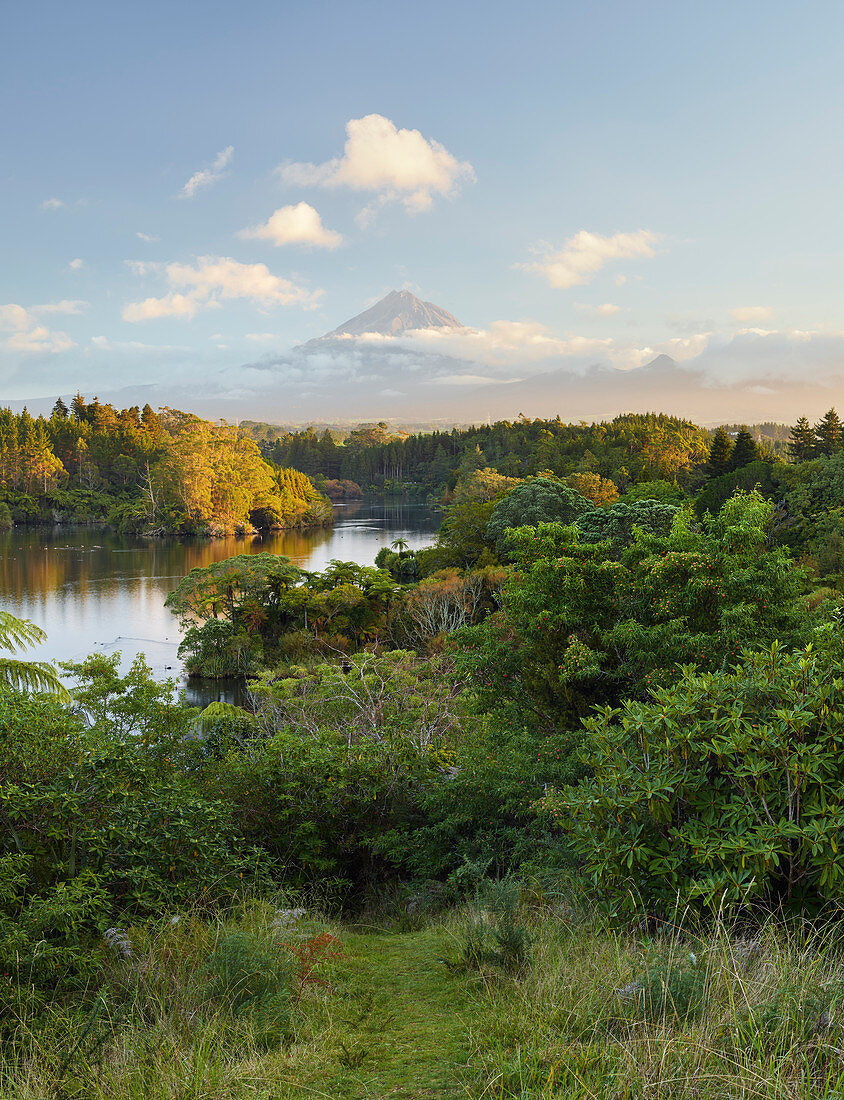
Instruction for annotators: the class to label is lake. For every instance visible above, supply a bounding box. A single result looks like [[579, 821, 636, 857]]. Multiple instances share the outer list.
[[0, 500, 439, 708]]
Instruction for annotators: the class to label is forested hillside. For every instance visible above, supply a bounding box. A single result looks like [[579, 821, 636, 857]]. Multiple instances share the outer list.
[[0, 397, 332, 535]]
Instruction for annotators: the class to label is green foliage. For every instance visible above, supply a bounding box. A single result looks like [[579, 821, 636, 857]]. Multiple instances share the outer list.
[[694, 459, 782, 517], [460, 878, 531, 973], [0, 854, 110, 1028], [543, 636, 844, 914], [814, 408, 843, 456], [427, 499, 499, 570], [0, 400, 331, 536], [729, 427, 760, 471], [0, 609, 69, 697], [203, 930, 292, 1021], [179, 619, 262, 678], [789, 415, 815, 462], [628, 964, 707, 1022], [574, 498, 679, 551], [623, 479, 686, 504], [486, 476, 593, 552], [0, 658, 262, 918], [706, 427, 733, 478], [168, 555, 398, 673], [265, 411, 712, 497], [457, 492, 812, 735]]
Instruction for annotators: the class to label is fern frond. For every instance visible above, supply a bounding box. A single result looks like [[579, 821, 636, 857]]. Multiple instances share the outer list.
[[0, 611, 48, 654], [0, 658, 71, 701]]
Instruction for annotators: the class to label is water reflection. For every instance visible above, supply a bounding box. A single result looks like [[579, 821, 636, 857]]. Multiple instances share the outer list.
[[0, 502, 439, 708]]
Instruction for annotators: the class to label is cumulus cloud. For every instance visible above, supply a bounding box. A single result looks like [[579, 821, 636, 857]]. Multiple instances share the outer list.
[[574, 302, 620, 317], [239, 202, 342, 248], [522, 230, 659, 289], [136, 232, 159, 242], [41, 197, 65, 210], [279, 114, 474, 216], [68, 258, 84, 271], [123, 256, 321, 321], [179, 146, 234, 199], [0, 303, 76, 354], [730, 305, 775, 322]]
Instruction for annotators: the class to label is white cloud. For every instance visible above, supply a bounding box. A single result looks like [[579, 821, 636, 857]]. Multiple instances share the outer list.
[[68, 258, 84, 271], [522, 230, 659, 289], [6, 327, 75, 353], [125, 260, 162, 276], [239, 202, 342, 249], [136, 232, 159, 242], [0, 303, 75, 354], [614, 274, 627, 287], [41, 197, 65, 210], [36, 299, 87, 316], [574, 302, 620, 317], [279, 114, 474, 216], [123, 256, 321, 321], [179, 146, 234, 199], [90, 336, 186, 353], [730, 305, 775, 322], [432, 373, 521, 387]]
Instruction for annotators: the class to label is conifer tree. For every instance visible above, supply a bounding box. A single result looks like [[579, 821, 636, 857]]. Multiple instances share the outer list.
[[728, 427, 759, 471], [70, 392, 86, 422], [789, 416, 815, 462], [51, 397, 68, 419], [706, 427, 733, 477], [814, 408, 843, 456]]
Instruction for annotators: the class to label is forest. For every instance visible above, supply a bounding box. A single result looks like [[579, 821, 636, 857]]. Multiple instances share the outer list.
[[6, 406, 844, 1097], [0, 397, 332, 536]]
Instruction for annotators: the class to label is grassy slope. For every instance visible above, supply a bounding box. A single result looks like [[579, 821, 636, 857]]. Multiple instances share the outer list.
[[8, 901, 844, 1100]]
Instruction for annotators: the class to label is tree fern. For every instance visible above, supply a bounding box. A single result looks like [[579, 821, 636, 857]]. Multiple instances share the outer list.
[[0, 610, 69, 699]]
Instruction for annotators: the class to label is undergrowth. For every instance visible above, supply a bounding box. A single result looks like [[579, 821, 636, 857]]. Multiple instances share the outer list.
[[4, 890, 844, 1099]]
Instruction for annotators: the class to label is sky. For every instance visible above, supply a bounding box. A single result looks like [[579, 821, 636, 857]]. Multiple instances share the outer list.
[[4, 0, 844, 421]]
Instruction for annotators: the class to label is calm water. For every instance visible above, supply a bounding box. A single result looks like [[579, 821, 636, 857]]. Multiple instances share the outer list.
[[0, 501, 439, 708]]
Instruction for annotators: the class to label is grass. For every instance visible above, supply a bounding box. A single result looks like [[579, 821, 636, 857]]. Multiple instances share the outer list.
[[4, 892, 844, 1099]]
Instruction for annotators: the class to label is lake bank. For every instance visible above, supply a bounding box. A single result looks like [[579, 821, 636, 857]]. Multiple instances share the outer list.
[[0, 501, 439, 708]]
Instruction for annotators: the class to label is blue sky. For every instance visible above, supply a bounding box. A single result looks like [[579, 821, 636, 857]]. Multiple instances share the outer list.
[[3, 0, 844, 415]]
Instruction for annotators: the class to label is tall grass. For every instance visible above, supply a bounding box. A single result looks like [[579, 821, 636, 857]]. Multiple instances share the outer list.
[[469, 900, 844, 1098], [4, 892, 844, 1099]]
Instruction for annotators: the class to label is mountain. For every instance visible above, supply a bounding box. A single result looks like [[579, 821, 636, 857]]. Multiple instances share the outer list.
[[321, 289, 463, 338], [11, 293, 844, 427]]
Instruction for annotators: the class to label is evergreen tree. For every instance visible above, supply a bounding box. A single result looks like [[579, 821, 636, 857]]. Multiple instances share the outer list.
[[814, 408, 843, 456], [51, 397, 68, 419], [788, 416, 815, 462], [728, 427, 759, 471], [70, 392, 86, 422], [706, 427, 733, 477]]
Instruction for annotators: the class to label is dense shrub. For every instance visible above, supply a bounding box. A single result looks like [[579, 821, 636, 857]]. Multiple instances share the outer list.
[[540, 633, 844, 914]]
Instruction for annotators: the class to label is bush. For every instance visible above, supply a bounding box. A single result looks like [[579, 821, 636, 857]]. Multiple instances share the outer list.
[[540, 633, 844, 914]]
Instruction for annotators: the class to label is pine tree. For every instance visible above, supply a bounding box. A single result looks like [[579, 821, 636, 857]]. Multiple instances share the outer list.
[[52, 397, 68, 419], [728, 427, 759, 471], [71, 392, 86, 422], [814, 408, 843, 456], [706, 427, 733, 478], [788, 416, 815, 462]]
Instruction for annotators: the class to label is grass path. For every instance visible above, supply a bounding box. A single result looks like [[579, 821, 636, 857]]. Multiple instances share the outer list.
[[272, 924, 483, 1099]]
